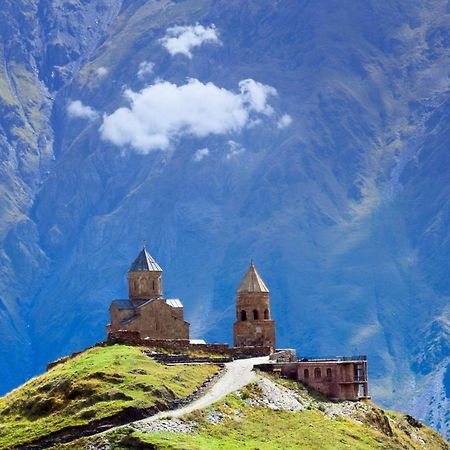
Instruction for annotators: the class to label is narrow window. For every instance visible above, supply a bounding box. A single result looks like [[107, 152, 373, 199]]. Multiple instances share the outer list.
[[253, 309, 259, 320], [264, 309, 269, 319], [241, 310, 247, 321], [152, 280, 155, 290], [314, 368, 321, 378], [304, 368, 309, 379], [354, 364, 364, 381], [326, 368, 332, 380]]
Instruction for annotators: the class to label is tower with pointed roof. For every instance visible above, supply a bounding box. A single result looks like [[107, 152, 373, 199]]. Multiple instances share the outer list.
[[107, 245, 189, 340], [233, 262, 276, 348], [128, 246, 163, 304]]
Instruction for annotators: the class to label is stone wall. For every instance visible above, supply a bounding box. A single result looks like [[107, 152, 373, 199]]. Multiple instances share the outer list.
[[109, 299, 189, 340], [106, 330, 272, 358], [150, 353, 231, 364]]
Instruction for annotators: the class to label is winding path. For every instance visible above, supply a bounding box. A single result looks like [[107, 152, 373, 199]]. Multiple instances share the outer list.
[[133, 356, 269, 425]]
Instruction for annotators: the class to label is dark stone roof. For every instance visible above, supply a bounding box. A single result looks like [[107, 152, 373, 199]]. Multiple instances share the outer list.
[[128, 248, 162, 272], [111, 299, 133, 310]]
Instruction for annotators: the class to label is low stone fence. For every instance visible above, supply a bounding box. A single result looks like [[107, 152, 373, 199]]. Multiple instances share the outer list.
[[149, 352, 232, 364], [230, 346, 273, 358], [106, 330, 273, 358]]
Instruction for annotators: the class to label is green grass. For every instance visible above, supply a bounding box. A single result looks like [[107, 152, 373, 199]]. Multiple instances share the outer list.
[[0, 345, 218, 449], [70, 376, 449, 450], [2, 351, 448, 450]]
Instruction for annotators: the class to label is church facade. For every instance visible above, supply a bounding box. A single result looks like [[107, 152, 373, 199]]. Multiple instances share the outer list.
[[107, 247, 190, 340]]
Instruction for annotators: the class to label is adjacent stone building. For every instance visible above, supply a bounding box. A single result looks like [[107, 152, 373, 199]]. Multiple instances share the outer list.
[[233, 262, 276, 348], [279, 356, 370, 401], [107, 247, 190, 340]]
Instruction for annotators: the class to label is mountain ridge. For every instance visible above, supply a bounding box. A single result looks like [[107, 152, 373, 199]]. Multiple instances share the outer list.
[[0, 0, 449, 439]]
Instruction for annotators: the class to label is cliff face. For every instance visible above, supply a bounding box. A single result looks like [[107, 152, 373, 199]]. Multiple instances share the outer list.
[[1, 0, 450, 439], [0, 0, 122, 394]]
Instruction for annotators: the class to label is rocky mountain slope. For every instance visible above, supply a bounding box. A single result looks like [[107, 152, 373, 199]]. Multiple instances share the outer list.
[[0, 0, 450, 439], [0, 344, 447, 450]]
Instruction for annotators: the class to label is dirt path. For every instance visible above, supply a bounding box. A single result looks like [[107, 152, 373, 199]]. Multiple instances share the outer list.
[[133, 355, 269, 425], [22, 356, 269, 448]]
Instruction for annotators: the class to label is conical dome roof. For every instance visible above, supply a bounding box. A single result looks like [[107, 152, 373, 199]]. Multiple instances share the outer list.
[[237, 262, 269, 293], [128, 247, 162, 272]]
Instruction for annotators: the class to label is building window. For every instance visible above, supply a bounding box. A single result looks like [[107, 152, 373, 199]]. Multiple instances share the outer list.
[[354, 364, 364, 381], [152, 280, 155, 290], [253, 309, 259, 320], [241, 310, 247, 321], [314, 368, 321, 378], [304, 368, 309, 379], [264, 309, 269, 319], [326, 368, 332, 380]]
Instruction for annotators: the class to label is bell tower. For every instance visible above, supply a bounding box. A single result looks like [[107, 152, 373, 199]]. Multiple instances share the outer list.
[[128, 246, 163, 305], [233, 262, 276, 348]]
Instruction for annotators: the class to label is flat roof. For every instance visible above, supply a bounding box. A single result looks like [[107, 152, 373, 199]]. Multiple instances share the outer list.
[[297, 355, 367, 362]]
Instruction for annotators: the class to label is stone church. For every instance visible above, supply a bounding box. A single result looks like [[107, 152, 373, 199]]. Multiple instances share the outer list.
[[107, 247, 190, 339], [107, 248, 276, 349]]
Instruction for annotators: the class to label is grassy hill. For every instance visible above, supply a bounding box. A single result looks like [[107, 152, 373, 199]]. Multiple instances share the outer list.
[[69, 375, 450, 450], [0, 345, 219, 449], [0, 345, 448, 450]]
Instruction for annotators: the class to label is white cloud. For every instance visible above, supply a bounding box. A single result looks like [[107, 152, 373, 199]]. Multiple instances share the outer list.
[[137, 61, 155, 80], [67, 100, 98, 121], [95, 66, 108, 77], [240, 79, 276, 115], [193, 147, 210, 162], [277, 114, 292, 129], [226, 140, 245, 160], [100, 78, 277, 153], [160, 24, 220, 58]]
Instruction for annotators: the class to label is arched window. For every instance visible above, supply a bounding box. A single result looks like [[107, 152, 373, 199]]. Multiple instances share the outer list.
[[314, 368, 321, 379], [152, 280, 155, 290], [241, 310, 247, 321], [253, 309, 259, 320], [304, 368, 309, 379], [326, 368, 332, 380], [264, 309, 269, 319]]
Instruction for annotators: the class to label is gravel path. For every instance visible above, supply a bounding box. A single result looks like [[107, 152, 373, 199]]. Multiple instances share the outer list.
[[133, 356, 269, 426]]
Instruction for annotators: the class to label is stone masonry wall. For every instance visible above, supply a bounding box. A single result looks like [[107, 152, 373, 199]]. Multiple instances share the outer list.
[[106, 330, 272, 358]]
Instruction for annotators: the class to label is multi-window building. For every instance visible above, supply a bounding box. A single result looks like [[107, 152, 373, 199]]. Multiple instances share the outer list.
[[280, 356, 370, 401]]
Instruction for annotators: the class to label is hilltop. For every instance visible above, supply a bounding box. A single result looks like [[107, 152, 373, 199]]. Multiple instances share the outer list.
[[0, 345, 447, 450], [1, 0, 450, 438], [0, 345, 219, 449]]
